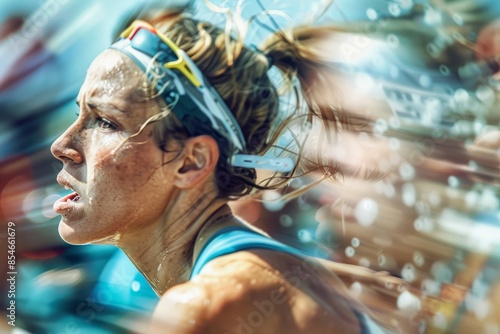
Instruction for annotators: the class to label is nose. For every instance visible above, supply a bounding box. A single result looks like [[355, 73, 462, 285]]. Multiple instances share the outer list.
[[50, 124, 84, 164]]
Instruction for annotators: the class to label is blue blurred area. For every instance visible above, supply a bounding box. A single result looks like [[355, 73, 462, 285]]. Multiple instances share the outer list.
[[1, 0, 500, 333]]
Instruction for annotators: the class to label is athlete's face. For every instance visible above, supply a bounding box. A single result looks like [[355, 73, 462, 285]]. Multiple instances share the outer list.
[[51, 50, 176, 245]]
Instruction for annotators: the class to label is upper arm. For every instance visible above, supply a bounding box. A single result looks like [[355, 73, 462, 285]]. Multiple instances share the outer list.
[[148, 261, 286, 334], [149, 279, 255, 334], [149, 282, 215, 334]]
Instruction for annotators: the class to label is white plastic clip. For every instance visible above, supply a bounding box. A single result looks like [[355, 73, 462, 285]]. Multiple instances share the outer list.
[[232, 154, 294, 172]]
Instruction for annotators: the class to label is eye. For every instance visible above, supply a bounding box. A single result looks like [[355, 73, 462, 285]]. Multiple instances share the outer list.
[[96, 117, 117, 130]]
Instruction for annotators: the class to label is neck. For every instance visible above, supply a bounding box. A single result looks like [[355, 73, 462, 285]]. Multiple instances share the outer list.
[[116, 189, 230, 296]]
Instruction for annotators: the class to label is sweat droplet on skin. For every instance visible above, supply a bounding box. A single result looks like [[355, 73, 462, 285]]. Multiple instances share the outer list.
[[105, 233, 121, 246]]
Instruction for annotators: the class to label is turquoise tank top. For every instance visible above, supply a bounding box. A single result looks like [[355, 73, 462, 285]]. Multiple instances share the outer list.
[[190, 226, 387, 334]]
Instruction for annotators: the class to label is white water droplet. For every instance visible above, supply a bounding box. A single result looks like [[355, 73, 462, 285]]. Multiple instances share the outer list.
[[280, 215, 293, 227], [414, 216, 434, 232], [351, 238, 360, 248], [448, 176, 459, 188], [397, 290, 421, 311], [430, 262, 453, 282], [298, 229, 312, 242], [354, 198, 378, 226], [480, 188, 499, 210], [401, 263, 416, 282], [419, 74, 432, 88], [366, 8, 378, 20], [350, 281, 362, 296], [359, 258, 370, 267], [262, 190, 285, 211], [345, 246, 355, 258], [131, 280, 140, 292], [476, 85, 494, 104], [413, 251, 425, 267], [399, 162, 415, 181], [432, 312, 447, 329], [402, 183, 416, 207], [421, 279, 441, 296], [388, 3, 401, 16]]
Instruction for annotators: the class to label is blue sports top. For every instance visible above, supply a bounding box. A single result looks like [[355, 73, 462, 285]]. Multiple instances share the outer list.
[[190, 226, 386, 334], [190, 226, 307, 279]]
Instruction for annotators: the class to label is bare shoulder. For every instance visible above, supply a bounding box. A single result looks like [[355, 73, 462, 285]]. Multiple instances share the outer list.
[[149, 280, 215, 334], [149, 251, 364, 333], [149, 254, 286, 334]]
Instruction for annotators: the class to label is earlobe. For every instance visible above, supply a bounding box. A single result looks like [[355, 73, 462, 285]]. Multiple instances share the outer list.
[[173, 136, 219, 189]]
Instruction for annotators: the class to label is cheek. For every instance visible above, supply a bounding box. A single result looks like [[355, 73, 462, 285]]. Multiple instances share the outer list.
[[96, 142, 167, 190]]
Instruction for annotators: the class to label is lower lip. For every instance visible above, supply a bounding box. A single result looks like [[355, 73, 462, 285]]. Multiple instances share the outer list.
[[53, 192, 83, 214]]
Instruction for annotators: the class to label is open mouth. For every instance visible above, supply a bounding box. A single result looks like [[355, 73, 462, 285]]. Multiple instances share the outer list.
[[53, 183, 83, 214], [65, 186, 81, 202]]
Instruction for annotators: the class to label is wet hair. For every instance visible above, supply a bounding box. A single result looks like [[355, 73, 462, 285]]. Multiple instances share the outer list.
[[135, 12, 354, 200]]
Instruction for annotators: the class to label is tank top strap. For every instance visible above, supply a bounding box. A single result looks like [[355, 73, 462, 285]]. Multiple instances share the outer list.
[[189, 226, 306, 280]]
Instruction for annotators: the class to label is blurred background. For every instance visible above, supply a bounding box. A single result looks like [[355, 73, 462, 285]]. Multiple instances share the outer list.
[[1, 0, 500, 333]]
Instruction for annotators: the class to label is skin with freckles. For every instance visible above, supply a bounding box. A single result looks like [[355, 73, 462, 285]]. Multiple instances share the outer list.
[[52, 50, 175, 245]]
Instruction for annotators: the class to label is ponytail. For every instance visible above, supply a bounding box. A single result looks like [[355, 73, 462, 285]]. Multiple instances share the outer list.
[[257, 26, 360, 196], [257, 17, 469, 192]]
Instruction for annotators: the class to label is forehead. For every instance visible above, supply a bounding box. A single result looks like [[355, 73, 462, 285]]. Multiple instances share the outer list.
[[78, 49, 144, 103]]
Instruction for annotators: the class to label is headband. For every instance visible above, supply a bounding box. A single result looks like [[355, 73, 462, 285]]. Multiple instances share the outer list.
[[110, 20, 292, 172]]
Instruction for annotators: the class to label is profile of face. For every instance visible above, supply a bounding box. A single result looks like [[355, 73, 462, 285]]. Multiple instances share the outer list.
[[51, 50, 177, 245]]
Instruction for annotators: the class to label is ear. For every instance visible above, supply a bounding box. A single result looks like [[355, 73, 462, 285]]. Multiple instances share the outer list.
[[173, 135, 220, 189]]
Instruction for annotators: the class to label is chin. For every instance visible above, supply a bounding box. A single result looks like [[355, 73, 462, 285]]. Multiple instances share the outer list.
[[58, 220, 89, 245], [58, 218, 119, 246]]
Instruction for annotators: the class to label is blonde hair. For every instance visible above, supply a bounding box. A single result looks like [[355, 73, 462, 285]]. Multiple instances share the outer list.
[[130, 10, 359, 200]]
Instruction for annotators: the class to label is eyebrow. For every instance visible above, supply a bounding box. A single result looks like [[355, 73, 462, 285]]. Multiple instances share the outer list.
[[75, 99, 128, 113]]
